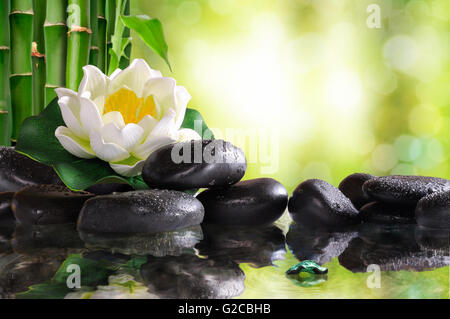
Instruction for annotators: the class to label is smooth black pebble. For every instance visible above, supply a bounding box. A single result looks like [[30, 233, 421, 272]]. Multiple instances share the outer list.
[[415, 190, 450, 229], [142, 139, 247, 190], [362, 175, 450, 206], [288, 179, 360, 227], [197, 178, 288, 226], [12, 184, 94, 226], [359, 202, 415, 224], [0, 147, 62, 192], [78, 190, 205, 233], [338, 173, 375, 209]]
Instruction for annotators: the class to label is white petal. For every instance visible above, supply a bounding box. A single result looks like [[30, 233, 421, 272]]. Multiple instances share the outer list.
[[58, 95, 88, 139], [103, 111, 126, 128], [137, 115, 158, 136], [79, 97, 103, 134], [177, 128, 202, 142], [109, 68, 122, 80], [132, 135, 176, 160], [174, 85, 191, 129], [55, 126, 95, 159], [109, 159, 145, 177], [147, 108, 178, 139], [90, 130, 130, 162], [109, 59, 154, 98], [55, 88, 77, 99], [102, 122, 145, 151], [78, 65, 108, 98], [143, 77, 177, 114]]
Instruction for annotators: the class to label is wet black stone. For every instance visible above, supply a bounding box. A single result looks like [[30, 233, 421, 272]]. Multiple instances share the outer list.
[[0, 147, 62, 192], [338, 173, 375, 209], [362, 175, 450, 206], [141, 255, 245, 298], [12, 185, 94, 226], [415, 226, 450, 251], [359, 202, 416, 225], [415, 190, 450, 229], [288, 179, 360, 227], [196, 224, 286, 267], [286, 224, 358, 265], [197, 178, 288, 226], [85, 183, 133, 195], [142, 139, 247, 190], [78, 190, 205, 233], [79, 225, 203, 257], [0, 192, 14, 221]]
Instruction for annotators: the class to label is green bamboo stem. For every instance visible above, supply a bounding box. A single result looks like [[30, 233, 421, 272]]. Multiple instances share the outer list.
[[0, 0, 11, 146], [105, 0, 115, 73], [119, 0, 130, 69], [97, 0, 106, 73], [44, 0, 68, 104], [66, 0, 91, 91], [32, 0, 46, 114], [9, 0, 34, 141], [88, 0, 98, 66]]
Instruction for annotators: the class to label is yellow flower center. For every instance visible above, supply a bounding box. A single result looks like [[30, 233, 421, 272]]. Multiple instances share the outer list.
[[104, 88, 157, 124]]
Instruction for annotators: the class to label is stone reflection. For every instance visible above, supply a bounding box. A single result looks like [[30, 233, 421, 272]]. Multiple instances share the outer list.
[[286, 223, 358, 265], [140, 255, 245, 299], [196, 224, 286, 268], [338, 224, 450, 272], [79, 225, 203, 257]]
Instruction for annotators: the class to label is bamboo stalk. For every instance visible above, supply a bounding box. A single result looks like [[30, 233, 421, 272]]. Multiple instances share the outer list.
[[0, 0, 11, 145], [9, 0, 34, 141], [44, 0, 67, 104], [32, 0, 46, 114], [97, 0, 106, 73], [119, 0, 130, 69], [105, 0, 114, 73], [88, 0, 98, 66], [66, 0, 91, 91]]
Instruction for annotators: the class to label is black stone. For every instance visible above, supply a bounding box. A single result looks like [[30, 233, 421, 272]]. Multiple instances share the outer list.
[[141, 255, 245, 298], [288, 179, 360, 227], [0, 192, 14, 221], [415, 190, 450, 229], [12, 184, 94, 226], [142, 139, 247, 190], [0, 147, 62, 192], [85, 183, 133, 195], [338, 173, 374, 209], [359, 202, 416, 225], [78, 190, 205, 233], [197, 178, 288, 226], [79, 225, 203, 257], [362, 175, 450, 206]]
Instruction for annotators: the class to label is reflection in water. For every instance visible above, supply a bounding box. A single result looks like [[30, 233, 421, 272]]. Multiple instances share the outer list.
[[79, 225, 203, 257], [0, 215, 449, 298], [141, 255, 246, 299], [339, 224, 450, 272], [286, 223, 358, 265], [196, 224, 286, 268]]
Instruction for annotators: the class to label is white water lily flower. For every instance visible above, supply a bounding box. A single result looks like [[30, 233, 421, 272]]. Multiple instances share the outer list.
[[54, 59, 201, 177]]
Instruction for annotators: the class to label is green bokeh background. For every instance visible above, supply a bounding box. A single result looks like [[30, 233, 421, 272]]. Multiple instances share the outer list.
[[131, 0, 449, 193], [128, 0, 450, 299]]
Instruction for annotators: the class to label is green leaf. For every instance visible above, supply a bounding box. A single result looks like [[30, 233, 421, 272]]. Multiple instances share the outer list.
[[121, 15, 171, 71], [182, 108, 215, 139], [15, 98, 149, 191]]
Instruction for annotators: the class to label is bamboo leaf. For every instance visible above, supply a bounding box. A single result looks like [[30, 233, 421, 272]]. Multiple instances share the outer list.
[[121, 15, 171, 71]]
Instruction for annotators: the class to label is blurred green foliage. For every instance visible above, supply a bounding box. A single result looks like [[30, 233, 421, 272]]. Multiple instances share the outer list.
[[131, 0, 449, 192]]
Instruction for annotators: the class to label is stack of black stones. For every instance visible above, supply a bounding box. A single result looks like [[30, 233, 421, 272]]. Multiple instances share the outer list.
[[0, 140, 289, 238]]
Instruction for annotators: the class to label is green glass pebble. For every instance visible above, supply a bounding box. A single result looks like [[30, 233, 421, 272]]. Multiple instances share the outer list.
[[286, 260, 328, 275]]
